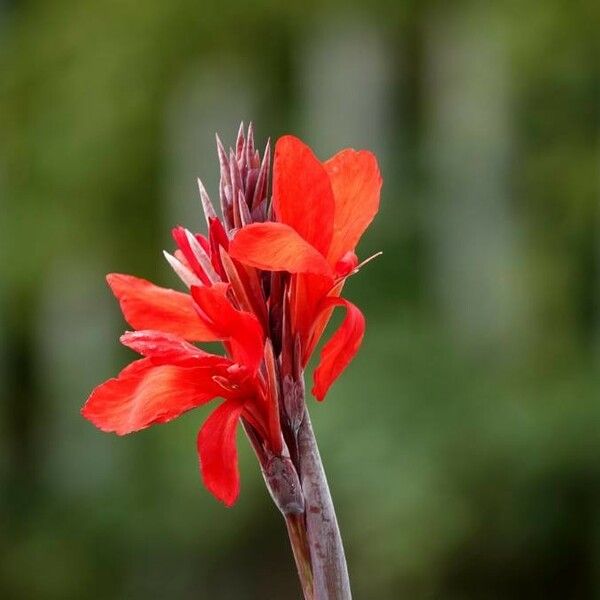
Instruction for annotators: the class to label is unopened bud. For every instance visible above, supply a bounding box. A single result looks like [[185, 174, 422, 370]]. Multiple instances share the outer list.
[[263, 455, 305, 515], [283, 374, 305, 434]]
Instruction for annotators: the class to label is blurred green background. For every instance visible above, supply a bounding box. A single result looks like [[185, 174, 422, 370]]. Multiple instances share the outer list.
[[1, 1, 600, 598]]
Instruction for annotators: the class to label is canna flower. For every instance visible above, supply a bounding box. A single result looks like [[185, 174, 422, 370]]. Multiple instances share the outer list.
[[229, 135, 382, 401], [82, 125, 381, 516]]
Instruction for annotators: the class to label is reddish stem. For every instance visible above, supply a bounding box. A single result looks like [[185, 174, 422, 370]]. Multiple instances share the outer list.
[[297, 407, 352, 599], [285, 513, 314, 600]]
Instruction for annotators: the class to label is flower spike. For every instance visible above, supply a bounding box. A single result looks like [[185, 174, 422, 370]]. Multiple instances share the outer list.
[[84, 125, 380, 598], [84, 126, 381, 519]]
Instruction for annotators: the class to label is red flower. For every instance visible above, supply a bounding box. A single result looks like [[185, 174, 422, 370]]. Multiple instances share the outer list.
[[83, 278, 280, 506], [82, 126, 381, 510], [230, 135, 382, 400]]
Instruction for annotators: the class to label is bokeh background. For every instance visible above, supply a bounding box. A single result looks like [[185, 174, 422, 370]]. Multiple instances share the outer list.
[[1, 1, 600, 598]]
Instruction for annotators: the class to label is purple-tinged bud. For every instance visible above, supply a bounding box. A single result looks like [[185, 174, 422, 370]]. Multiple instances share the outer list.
[[236, 190, 252, 227], [252, 139, 271, 209], [229, 148, 243, 207], [215, 134, 231, 197], [244, 168, 259, 205], [245, 122, 256, 166], [263, 454, 305, 515], [235, 121, 245, 159], [283, 374, 305, 435], [197, 178, 217, 226], [251, 198, 267, 224]]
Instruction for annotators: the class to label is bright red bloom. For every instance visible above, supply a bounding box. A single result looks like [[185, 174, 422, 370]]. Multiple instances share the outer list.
[[83, 126, 381, 508], [83, 278, 281, 506], [230, 135, 382, 400]]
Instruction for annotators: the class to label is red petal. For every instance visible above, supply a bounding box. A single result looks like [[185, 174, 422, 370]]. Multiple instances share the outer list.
[[82, 359, 221, 435], [172, 227, 212, 285], [209, 217, 230, 278], [120, 330, 231, 369], [311, 298, 365, 401], [324, 149, 382, 265], [290, 273, 334, 362], [273, 135, 335, 256], [107, 274, 218, 342], [190, 283, 264, 373], [229, 223, 332, 276], [302, 278, 344, 363], [197, 400, 244, 506]]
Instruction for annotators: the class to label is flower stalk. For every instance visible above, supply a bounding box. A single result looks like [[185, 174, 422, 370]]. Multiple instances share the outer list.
[[260, 398, 351, 599], [285, 513, 314, 600], [297, 407, 351, 599]]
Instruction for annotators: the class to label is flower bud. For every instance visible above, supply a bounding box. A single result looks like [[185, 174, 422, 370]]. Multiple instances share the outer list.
[[263, 455, 305, 515], [283, 374, 305, 434]]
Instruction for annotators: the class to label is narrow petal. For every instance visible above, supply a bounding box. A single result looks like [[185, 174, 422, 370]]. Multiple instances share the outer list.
[[311, 298, 366, 401], [120, 330, 231, 369], [106, 274, 218, 342], [229, 223, 332, 277], [190, 283, 264, 373], [301, 278, 344, 363], [324, 149, 382, 265], [290, 273, 335, 363], [273, 135, 335, 256], [197, 400, 245, 506], [82, 359, 221, 435], [209, 217, 230, 278]]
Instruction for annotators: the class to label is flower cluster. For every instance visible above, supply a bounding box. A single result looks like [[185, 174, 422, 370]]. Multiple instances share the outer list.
[[82, 125, 382, 507]]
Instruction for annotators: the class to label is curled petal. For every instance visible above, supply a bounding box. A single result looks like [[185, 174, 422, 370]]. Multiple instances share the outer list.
[[191, 283, 264, 373], [324, 149, 382, 265], [106, 274, 218, 342], [312, 298, 366, 401], [197, 400, 245, 507], [120, 330, 231, 369], [229, 223, 332, 277], [82, 359, 221, 435], [273, 135, 335, 256]]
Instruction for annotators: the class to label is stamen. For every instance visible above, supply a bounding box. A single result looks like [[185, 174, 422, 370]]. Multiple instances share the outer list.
[[352, 251, 383, 274]]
